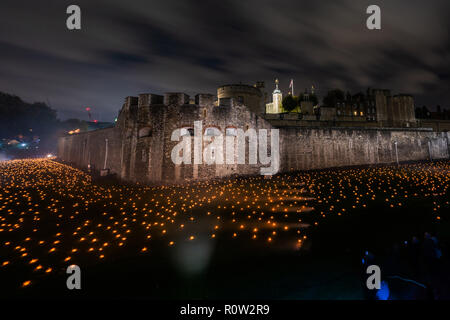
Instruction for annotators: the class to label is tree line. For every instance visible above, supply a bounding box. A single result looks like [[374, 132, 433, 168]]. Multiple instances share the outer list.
[[0, 91, 99, 154]]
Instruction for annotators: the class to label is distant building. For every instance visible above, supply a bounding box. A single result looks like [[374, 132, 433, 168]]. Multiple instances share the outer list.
[[332, 91, 373, 122], [265, 80, 318, 117], [265, 79, 283, 114], [264, 83, 417, 128], [368, 89, 416, 128], [297, 87, 318, 117]]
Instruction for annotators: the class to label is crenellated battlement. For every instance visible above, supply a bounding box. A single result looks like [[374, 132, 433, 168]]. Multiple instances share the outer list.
[[59, 84, 450, 185], [138, 93, 164, 106]]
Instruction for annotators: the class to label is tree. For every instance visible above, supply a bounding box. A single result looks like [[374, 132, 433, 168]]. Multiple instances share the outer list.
[[0, 91, 60, 153], [0, 92, 58, 139], [282, 95, 297, 112]]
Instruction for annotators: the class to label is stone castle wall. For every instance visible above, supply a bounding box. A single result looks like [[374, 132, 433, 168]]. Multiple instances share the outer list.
[[58, 93, 274, 183], [57, 127, 122, 175], [280, 128, 449, 171], [58, 92, 450, 184]]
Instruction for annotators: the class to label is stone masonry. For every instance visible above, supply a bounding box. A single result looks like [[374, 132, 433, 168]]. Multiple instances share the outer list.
[[58, 91, 450, 184]]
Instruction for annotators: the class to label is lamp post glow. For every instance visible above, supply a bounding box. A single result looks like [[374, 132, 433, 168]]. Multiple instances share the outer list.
[[394, 141, 399, 165]]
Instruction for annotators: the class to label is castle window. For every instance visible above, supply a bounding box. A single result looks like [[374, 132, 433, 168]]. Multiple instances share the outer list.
[[141, 149, 146, 162], [219, 98, 232, 107], [180, 127, 194, 137], [138, 127, 152, 138], [226, 127, 237, 136], [237, 96, 244, 103], [205, 127, 221, 136], [203, 109, 207, 118]]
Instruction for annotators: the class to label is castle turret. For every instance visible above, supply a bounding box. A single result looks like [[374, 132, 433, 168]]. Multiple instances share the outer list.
[[265, 79, 283, 114], [217, 83, 263, 114]]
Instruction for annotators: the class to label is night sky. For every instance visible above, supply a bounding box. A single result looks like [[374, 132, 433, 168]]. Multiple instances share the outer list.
[[0, 0, 449, 121]]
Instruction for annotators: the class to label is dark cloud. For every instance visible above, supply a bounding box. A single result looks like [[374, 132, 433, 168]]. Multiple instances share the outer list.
[[0, 0, 449, 120]]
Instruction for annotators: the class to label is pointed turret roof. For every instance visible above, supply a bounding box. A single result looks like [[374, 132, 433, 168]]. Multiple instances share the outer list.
[[273, 78, 281, 94]]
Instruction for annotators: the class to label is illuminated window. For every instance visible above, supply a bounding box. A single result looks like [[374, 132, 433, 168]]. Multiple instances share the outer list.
[[360, 111, 364, 116]]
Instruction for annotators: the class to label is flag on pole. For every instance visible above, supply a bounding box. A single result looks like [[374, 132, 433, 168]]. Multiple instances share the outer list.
[[289, 79, 294, 96]]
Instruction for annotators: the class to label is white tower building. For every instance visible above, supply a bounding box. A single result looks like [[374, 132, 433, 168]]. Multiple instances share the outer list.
[[265, 78, 283, 114]]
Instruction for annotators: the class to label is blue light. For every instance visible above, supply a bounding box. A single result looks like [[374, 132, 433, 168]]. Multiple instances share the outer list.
[[376, 281, 390, 300]]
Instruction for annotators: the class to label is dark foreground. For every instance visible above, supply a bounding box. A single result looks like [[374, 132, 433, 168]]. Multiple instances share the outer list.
[[0, 159, 449, 299]]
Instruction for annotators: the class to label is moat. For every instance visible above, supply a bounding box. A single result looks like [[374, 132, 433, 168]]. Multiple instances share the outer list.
[[0, 159, 449, 299]]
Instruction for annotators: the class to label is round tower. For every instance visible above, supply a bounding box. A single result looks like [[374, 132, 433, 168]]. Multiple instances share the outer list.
[[217, 83, 263, 114]]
